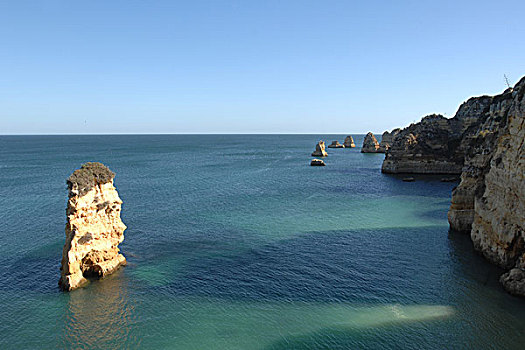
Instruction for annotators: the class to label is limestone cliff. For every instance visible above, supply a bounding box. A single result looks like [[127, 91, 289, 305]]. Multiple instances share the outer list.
[[379, 76, 525, 296], [448, 88, 515, 232], [466, 79, 525, 296], [382, 93, 494, 174], [361, 132, 381, 153], [59, 162, 127, 291], [343, 135, 356, 148], [311, 141, 328, 157]]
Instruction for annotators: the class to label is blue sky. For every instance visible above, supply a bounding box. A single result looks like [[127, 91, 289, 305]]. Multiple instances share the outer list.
[[1, 0, 524, 134]]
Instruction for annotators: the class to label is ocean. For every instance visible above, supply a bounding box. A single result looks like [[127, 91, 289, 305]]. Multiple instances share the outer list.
[[1, 134, 524, 349]]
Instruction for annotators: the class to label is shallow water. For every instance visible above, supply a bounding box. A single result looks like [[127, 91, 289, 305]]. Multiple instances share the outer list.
[[0, 134, 524, 349]]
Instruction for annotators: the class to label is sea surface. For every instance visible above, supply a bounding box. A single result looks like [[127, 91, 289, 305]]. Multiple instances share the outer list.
[[0, 134, 524, 349]]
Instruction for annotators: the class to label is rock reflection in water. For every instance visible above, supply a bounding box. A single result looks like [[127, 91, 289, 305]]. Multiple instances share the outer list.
[[60, 272, 139, 348]]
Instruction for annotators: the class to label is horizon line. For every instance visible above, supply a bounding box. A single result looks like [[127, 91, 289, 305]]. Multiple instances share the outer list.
[[0, 132, 384, 136]]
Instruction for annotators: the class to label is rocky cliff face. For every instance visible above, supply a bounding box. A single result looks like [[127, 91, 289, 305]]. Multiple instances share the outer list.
[[311, 141, 328, 157], [379, 76, 525, 296], [378, 128, 401, 152], [465, 79, 525, 296], [59, 162, 127, 291], [361, 132, 381, 153], [448, 88, 515, 232], [381, 94, 494, 174]]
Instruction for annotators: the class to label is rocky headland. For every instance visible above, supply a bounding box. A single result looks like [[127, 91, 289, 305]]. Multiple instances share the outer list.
[[361, 132, 381, 153], [381, 77, 525, 296], [311, 141, 328, 157], [344, 135, 356, 148], [59, 162, 127, 291]]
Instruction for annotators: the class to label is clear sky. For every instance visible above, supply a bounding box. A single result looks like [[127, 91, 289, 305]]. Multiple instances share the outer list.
[[1, 0, 524, 134]]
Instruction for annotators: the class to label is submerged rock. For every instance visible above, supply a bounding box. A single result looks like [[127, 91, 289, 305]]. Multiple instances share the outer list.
[[310, 159, 326, 166], [361, 132, 381, 153], [311, 141, 328, 157], [343, 135, 356, 148], [327, 140, 345, 148], [59, 162, 127, 291]]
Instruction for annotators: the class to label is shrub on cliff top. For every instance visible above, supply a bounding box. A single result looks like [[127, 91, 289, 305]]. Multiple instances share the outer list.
[[67, 162, 115, 196]]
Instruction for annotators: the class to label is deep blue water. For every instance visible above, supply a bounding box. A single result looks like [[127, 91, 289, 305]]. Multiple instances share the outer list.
[[0, 135, 524, 349]]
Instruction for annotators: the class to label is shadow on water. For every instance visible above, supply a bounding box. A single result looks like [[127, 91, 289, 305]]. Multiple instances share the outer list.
[[120, 226, 507, 308]]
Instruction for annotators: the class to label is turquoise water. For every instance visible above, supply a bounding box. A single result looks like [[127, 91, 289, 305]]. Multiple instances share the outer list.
[[0, 135, 524, 349]]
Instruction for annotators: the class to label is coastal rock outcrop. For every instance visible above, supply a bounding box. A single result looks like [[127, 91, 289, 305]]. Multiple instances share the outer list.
[[59, 162, 127, 291], [467, 81, 525, 290], [378, 128, 401, 152], [361, 132, 381, 153], [310, 159, 326, 166], [327, 140, 344, 148], [448, 88, 515, 233], [380, 76, 525, 296], [343, 135, 356, 148], [381, 92, 495, 174], [311, 141, 328, 157], [500, 269, 525, 296]]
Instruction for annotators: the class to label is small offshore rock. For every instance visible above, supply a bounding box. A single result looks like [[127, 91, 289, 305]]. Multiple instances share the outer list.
[[310, 159, 326, 166], [403, 177, 415, 182], [327, 140, 345, 148], [311, 141, 328, 157], [343, 135, 356, 148], [500, 268, 525, 297], [361, 132, 381, 153]]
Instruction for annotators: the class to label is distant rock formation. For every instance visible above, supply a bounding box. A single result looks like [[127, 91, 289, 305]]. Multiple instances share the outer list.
[[327, 140, 344, 148], [59, 162, 127, 291], [361, 132, 381, 153], [311, 141, 328, 157], [343, 135, 356, 148], [378, 128, 401, 152], [380, 76, 525, 297], [310, 159, 326, 166]]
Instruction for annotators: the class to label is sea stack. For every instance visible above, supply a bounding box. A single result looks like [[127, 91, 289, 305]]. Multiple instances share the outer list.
[[378, 128, 401, 152], [59, 162, 127, 291], [311, 141, 328, 157], [361, 132, 381, 153], [343, 135, 356, 148], [327, 140, 344, 148]]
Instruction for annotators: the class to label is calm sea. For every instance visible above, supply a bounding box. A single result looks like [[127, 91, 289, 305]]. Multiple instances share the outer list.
[[0, 135, 524, 349]]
